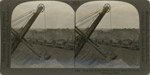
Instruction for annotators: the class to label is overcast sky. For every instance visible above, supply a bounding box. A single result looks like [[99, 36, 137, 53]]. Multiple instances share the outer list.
[[11, 1, 139, 29]]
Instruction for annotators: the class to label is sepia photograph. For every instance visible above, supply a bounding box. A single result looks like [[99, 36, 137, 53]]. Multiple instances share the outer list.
[[75, 1, 139, 68], [11, 1, 140, 68]]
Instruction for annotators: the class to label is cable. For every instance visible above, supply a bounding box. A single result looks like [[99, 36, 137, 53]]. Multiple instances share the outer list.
[[12, 10, 34, 26], [44, 8, 46, 44], [77, 13, 99, 28], [18, 13, 33, 33], [12, 10, 34, 22], [110, 6, 112, 29], [76, 11, 100, 28], [12, 12, 33, 27], [87, 13, 99, 29], [77, 9, 101, 24]]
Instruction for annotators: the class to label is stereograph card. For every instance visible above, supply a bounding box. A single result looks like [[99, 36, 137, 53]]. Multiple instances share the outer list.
[[0, 0, 150, 75]]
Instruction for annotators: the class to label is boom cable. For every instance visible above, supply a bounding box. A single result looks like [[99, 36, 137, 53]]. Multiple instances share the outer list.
[[12, 10, 34, 27], [19, 13, 33, 32], [44, 8, 46, 44], [110, 7, 112, 29], [76, 10, 101, 28]]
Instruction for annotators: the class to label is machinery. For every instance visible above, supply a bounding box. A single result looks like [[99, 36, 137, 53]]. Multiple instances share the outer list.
[[11, 4, 51, 60], [11, 3, 117, 61], [75, 3, 117, 60]]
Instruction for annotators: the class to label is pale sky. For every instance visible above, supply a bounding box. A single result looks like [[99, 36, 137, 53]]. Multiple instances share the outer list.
[[11, 1, 140, 29], [76, 1, 139, 29], [12, 1, 74, 29]]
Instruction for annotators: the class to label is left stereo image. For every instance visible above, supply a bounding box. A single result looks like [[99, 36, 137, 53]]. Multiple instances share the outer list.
[[11, 1, 75, 68]]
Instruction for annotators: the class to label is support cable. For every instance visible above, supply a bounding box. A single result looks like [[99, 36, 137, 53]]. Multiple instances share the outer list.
[[18, 13, 33, 32], [77, 11, 100, 28], [44, 8, 46, 44], [77, 9, 102, 24], [12, 11, 34, 27]]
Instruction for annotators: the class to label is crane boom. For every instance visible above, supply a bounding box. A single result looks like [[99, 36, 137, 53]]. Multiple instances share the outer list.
[[11, 4, 44, 54], [75, 5, 110, 57], [75, 26, 107, 58]]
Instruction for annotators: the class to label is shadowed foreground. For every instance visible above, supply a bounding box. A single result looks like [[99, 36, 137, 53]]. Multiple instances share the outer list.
[[11, 43, 140, 68]]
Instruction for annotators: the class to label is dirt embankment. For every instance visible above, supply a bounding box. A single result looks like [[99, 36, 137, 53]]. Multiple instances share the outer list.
[[24, 29, 139, 41]]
